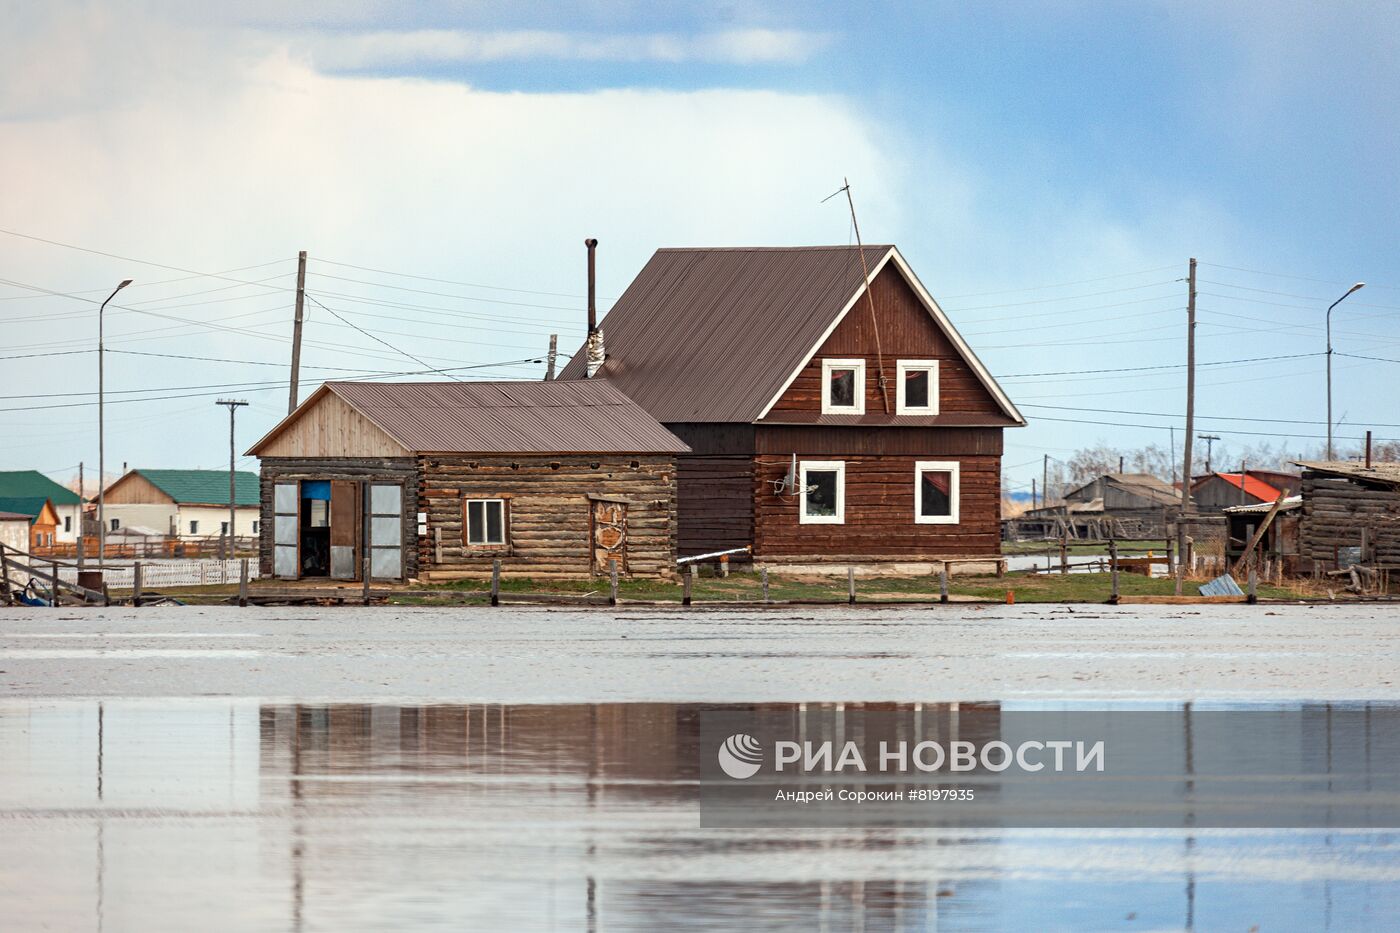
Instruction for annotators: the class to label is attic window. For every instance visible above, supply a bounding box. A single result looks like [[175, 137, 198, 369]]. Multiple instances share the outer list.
[[897, 360, 939, 415], [821, 359, 865, 415]]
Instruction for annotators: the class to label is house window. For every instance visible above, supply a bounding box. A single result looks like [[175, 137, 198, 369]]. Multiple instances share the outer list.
[[821, 358, 866, 415], [110, 518, 120, 531], [897, 360, 939, 415], [799, 461, 845, 524], [252, 520, 260, 534], [915, 461, 960, 524], [221, 521, 229, 535], [189, 520, 199, 535], [465, 499, 507, 546], [64, 516, 72, 533]]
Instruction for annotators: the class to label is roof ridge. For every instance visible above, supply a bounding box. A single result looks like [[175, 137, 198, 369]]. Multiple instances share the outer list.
[[654, 245, 896, 253]]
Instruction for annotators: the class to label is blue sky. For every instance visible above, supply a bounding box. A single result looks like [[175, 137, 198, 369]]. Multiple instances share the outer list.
[[2, 1, 1397, 495]]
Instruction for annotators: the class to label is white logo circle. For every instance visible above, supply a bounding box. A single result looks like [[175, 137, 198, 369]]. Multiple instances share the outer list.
[[718, 733, 763, 779]]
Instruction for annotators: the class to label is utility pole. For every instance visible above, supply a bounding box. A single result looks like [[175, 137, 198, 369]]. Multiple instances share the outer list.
[[216, 399, 249, 559], [77, 461, 85, 570], [97, 279, 132, 566], [288, 250, 307, 414], [1180, 258, 1196, 514], [1043, 454, 1050, 506], [1198, 434, 1220, 474], [545, 334, 558, 380], [1118, 455, 1124, 474], [1032, 478, 1037, 510]]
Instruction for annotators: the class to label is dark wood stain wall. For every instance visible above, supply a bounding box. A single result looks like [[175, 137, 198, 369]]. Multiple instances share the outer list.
[[417, 455, 678, 579], [765, 264, 1007, 421], [668, 423, 756, 556], [753, 452, 1002, 559]]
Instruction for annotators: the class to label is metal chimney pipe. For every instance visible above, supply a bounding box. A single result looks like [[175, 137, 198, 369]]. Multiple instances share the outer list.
[[585, 238, 598, 334]]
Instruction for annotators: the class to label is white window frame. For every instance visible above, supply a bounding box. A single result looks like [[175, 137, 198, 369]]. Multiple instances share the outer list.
[[915, 460, 960, 525], [820, 358, 866, 415], [189, 520, 199, 535], [466, 498, 507, 546], [800, 460, 846, 524], [896, 359, 940, 415]]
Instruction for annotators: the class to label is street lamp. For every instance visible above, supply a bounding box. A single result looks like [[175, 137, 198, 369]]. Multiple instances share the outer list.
[[1326, 282, 1366, 460], [98, 278, 133, 565]]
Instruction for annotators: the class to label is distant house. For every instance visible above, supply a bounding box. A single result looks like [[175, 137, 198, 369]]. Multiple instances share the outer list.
[[1294, 460, 1400, 570], [246, 380, 688, 582], [101, 469, 260, 539], [557, 245, 1024, 571], [0, 471, 84, 543], [1190, 471, 1298, 512], [1011, 473, 1182, 539], [0, 497, 59, 551]]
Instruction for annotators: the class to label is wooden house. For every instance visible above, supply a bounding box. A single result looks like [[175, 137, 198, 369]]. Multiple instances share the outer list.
[[102, 469, 260, 539], [1190, 471, 1297, 512], [247, 380, 688, 581], [1010, 473, 1183, 539], [1295, 460, 1400, 570], [0, 510, 34, 553], [0, 471, 84, 542], [557, 245, 1025, 570], [0, 497, 59, 551]]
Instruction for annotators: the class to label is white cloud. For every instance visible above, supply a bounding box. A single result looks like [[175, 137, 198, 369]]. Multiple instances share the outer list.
[[297, 28, 831, 70]]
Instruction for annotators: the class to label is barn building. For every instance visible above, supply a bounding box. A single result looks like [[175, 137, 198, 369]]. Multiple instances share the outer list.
[[557, 245, 1025, 570], [247, 380, 688, 582]]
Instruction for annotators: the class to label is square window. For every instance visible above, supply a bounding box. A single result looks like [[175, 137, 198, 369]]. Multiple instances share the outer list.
[[896, 360, 939, 415], [466, 499, 507, 545], [799, 461, 845, 524], [915, 461, 960, 524], [820, 359, 866, 415]]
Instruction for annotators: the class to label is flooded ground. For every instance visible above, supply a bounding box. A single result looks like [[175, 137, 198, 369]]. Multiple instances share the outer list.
[[2, 605, 1399, 930]]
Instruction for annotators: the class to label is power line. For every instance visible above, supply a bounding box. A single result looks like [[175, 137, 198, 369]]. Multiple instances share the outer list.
[[305, 293, 469, 381], [938, 264, 1179, 299], [1020, 402, 1400, 429], [943, 280, 1180, 312], [311, 256, 596, 300], [996, 351, 1325, 379], [1028, 413, 1393, 442]]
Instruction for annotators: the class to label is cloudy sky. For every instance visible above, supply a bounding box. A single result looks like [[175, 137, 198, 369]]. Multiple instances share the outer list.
[[3, 1, 1398, 495]]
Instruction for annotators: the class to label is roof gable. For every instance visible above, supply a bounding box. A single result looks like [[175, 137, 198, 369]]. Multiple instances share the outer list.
[[114, 469, 260, 506], [0, 496, 54, 524], [1195, 472, 1282, 501], [0, 470, 82, 505], [556, 245, 1023, 425]]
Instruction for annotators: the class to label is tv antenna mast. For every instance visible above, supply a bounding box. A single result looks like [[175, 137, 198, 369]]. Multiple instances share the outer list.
[[822, 178, 891, 414]]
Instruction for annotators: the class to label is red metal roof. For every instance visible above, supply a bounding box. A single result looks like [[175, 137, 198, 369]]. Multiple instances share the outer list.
[[556, 246, 1022, 424], [1211, 472, 1283, 502], [251, 380, 689, 455]]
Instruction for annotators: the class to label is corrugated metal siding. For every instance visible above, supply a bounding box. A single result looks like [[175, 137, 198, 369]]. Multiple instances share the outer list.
[[556, 246, 894, 422], [320, 381, 688, 454]]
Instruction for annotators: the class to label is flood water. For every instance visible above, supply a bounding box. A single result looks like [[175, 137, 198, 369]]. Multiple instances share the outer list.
[[3, 699, 1398, 931]]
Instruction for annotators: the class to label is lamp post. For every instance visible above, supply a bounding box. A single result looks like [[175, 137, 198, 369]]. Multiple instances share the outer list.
[[1326, 282, 1366, 460], [98, 279, 133, 565]]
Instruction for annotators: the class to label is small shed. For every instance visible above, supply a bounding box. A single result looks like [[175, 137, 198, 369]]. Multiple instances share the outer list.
[[0, 510, 31, 553], [1295, 461, 1400, 570], [247, 380, 689, 582], [1190, 471, 1296, 512], [1221, 496, 1302, 571]]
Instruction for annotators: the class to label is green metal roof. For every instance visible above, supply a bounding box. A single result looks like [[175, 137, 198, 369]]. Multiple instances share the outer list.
[[0, 496, 52, 524], [134, 469, 260, 506], [0, 471, 82, 505]]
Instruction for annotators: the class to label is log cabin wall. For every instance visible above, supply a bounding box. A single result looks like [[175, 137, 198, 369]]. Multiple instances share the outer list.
[[257, 457, 419, 578], [666, 423, 756, 557], [1299, 470, 1400, 569], [417, 454, 678, 580], [762, 264, 1011, 424]]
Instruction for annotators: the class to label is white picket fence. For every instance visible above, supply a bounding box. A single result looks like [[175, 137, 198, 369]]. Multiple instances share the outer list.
[[52, 559, 260, 589]]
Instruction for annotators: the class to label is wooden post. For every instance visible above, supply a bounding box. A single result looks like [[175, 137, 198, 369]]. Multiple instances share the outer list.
[[1247, 563, 1258, 604], [491, 559, 501, 607], [761, 566, 769, 602], [362, 555, 371, 606], [609, 559, 619, 606], [847, 567, 856, 604], [939, 563, 949, 603], [132, 561, 143, 608], [1109, 539, 1120, 604], [719, 554, 730, 578], [683, 566, 693, 606], [238, 558, 249, 607], [1059, 535, 1068, 574]]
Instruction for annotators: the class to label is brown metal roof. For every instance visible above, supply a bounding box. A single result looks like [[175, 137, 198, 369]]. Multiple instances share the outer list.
[[556, 245, 1023, 425], [1295, 460, 1400, 487], [250, 380, 689, 455]]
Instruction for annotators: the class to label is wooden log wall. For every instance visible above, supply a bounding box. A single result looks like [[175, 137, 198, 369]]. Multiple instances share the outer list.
[[417, 455, 678, 579], [257, 457, 419, 578], [676, 456, 753, 557], [752, 453, 1002, 560], [1300, 471, 1400, 568]]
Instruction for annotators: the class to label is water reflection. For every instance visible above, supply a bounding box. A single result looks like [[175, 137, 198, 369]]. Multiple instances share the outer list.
[[1, 700, 1397, 931]]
